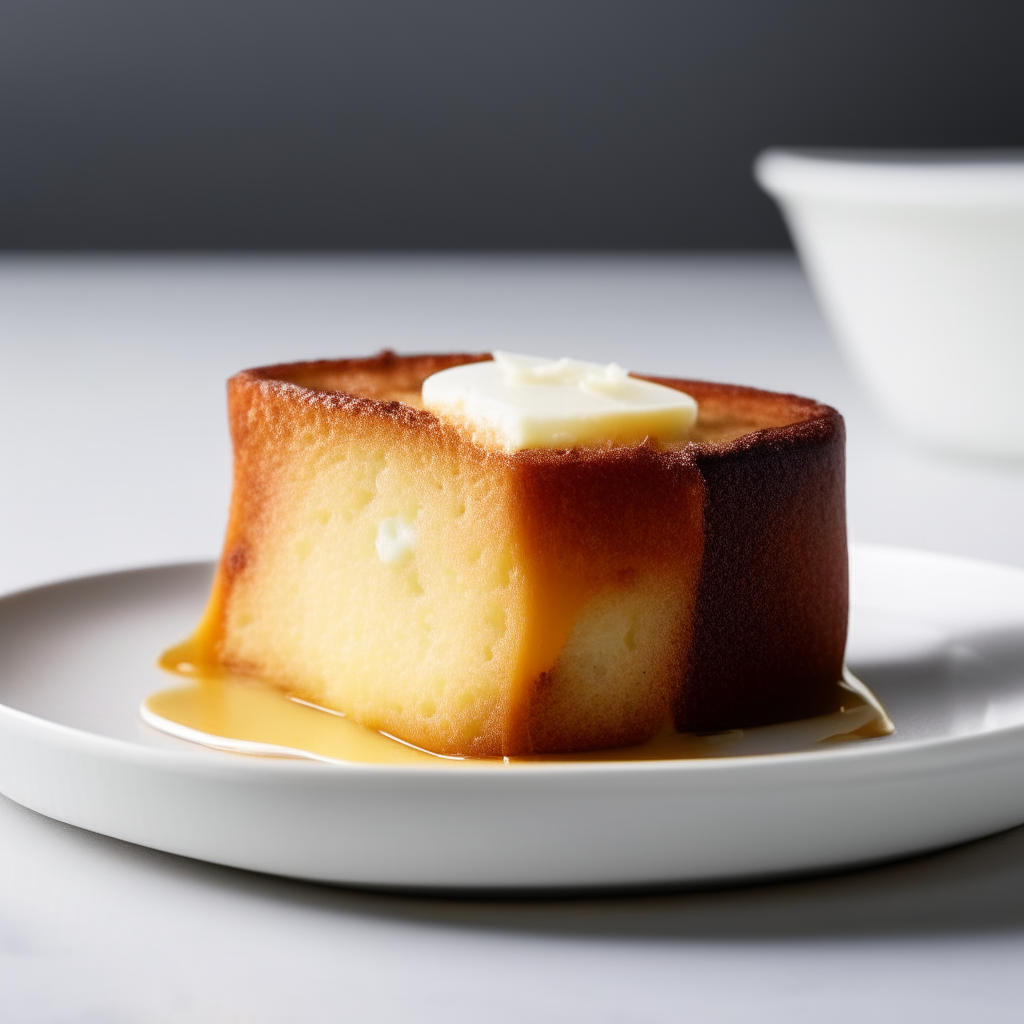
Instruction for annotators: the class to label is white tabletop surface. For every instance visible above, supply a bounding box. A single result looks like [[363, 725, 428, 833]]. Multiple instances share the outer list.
[[2, 255, 1024, 1022]]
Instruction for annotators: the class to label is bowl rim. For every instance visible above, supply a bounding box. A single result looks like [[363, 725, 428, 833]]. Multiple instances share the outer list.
[[755, 148, 1024, 206]]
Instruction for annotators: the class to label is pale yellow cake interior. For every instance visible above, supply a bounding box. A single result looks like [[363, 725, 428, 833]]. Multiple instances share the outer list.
[[219, 422, 528, 754], [166, 398, 695, 756]]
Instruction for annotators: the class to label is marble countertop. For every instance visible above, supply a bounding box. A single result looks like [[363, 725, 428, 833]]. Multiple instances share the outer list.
[[2, 255, 1023, 1022]]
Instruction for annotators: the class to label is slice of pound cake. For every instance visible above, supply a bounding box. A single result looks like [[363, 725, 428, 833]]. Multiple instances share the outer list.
[[163, 351, 848, 757]]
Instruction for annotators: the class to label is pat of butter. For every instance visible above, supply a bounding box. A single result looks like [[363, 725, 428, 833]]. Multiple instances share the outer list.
[[421, 352, 698, 451]]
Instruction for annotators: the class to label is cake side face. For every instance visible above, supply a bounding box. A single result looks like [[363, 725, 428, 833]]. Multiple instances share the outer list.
[[213, 374, 537, 756], [174, 352, 848, 756], [511, 445, 705, 752], [678, 405, 848, 732]]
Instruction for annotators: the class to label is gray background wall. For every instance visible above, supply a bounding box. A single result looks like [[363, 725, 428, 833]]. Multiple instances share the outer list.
[[2, 0, 1022, 251]]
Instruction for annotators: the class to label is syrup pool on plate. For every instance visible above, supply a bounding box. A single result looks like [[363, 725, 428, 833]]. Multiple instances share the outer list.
[[142, 668, 893, 766]]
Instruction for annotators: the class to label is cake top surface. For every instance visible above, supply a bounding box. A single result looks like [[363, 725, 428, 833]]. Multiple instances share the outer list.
[[241, 350, 840, 457], [421, 352, 699, 451]]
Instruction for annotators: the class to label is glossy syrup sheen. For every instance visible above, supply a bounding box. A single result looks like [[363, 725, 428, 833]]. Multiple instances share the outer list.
[[142, 669, 893, 766]]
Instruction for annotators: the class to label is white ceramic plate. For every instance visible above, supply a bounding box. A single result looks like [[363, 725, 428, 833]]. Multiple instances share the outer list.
[[2, 544, 1024, 892]]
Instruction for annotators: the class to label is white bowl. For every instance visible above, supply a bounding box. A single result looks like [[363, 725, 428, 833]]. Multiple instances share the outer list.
[[756, 149, 1024, 459]]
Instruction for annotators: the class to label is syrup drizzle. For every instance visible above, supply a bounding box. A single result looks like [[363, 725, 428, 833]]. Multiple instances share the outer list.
[[142, 667, 893, 766]]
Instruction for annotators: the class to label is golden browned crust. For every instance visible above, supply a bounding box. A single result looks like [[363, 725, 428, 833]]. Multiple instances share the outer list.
[[205, 351, 846, 752], [514, 441, 706, 752]]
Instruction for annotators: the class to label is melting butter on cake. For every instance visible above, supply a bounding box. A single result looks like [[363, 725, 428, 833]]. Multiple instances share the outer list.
[[165, 352, 848, 757]]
